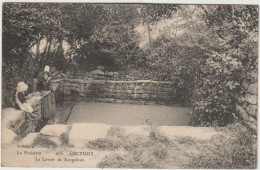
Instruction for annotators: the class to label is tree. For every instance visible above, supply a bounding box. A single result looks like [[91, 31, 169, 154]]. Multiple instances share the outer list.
[[2, 3, 67, 106], [87, 4, 142, 69], [138, 4, 179, 48]]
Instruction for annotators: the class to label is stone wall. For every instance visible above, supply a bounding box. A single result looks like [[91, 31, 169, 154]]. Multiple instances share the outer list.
[[52, 66, 150, 81], [2, 91, 59, 139], [53, 79, 179, 105], [63, 70, 141, 81], [51, 66, 178, 105], [235, 82, 257, 134]]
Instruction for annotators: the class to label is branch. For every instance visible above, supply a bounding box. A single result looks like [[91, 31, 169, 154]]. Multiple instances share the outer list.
[[28, 36, 45, 50], [197, 5, 211, 16]]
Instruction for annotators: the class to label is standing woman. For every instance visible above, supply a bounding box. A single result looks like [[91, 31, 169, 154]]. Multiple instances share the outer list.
[[38, 66, 52, 91], [38, 65, 56, 124]]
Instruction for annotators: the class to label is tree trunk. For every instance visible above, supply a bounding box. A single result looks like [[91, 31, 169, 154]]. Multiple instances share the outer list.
[[42, 36, 49, 57], [55, 36, 64, 69], [47, 36, 52, 57], [146, 21, 152, 48], [36, 39, 40, 58], [175, 17, 178, 37], [36, 34, 44, 68], [231, 5, 235, 17]]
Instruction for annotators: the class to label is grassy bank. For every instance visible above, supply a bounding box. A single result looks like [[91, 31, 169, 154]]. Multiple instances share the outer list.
[[86, 124, 256, 169]]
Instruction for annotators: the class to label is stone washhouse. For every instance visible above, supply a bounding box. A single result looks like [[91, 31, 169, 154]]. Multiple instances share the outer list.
[[2, 66, 181, 144], [2, 66, 257, 147]]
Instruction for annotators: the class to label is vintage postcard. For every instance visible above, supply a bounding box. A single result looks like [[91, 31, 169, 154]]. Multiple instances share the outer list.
[[1, 2, 258, 168]]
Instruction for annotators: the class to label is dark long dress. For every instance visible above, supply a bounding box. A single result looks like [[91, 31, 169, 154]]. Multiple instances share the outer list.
[[15, 92, 27, 110], [38, 79, 56, 124], [38, 79, 51, 91]]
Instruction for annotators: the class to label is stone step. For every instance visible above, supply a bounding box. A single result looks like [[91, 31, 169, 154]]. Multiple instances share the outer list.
[[2, 128, 19, 144], [2, 108, 23, 128], [159, 126, 219, 140], [68, 123, 220, 148], [10, 122, 220, 148], [69, 123, 112, 148], [40, 124, 69, 137], [17, 132, 40, 146]]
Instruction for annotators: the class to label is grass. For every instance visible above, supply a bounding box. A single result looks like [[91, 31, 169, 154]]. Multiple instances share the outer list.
[[88, 125, 176, 168], [87, 123, 257, 169], [23, 122, 256, 168], [59, 125, 72, 147], [184, 124, 257, 169], [31, 134, 57, 149], [28, 125, 72, 148], [86, 126, 127, 150]]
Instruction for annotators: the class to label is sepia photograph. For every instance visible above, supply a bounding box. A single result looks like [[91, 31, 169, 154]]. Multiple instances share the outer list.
[[1, 2, 258, 168]]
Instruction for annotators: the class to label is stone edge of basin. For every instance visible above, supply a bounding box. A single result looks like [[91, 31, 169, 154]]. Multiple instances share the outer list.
[[52, 79, 175, 84]]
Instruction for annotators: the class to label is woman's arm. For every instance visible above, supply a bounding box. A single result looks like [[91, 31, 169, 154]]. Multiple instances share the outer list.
[[48, 79, 52, 91], [18, 92, 26, 103]]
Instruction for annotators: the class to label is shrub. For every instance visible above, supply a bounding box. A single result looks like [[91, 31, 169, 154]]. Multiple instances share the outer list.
[[186, 124, 257, 169], [189, 52, 243, 126], [189, 30, 258, 126], [140, 37, 207, 104]]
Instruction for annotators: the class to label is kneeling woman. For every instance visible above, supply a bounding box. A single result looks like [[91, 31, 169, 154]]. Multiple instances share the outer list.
[[38, 66, 56, 124], [15, 82, 35, 120]]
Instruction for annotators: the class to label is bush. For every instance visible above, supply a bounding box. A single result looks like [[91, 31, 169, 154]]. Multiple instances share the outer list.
[[189, 30, 258, 126], [138, 36, 208, 104], [186, 124, 257, 169], [189, 52, 243, 126]]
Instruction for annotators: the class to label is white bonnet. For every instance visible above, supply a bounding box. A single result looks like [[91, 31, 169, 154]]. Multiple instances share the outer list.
[[44, 65, 50, 72], [17, 82, 28, 92]]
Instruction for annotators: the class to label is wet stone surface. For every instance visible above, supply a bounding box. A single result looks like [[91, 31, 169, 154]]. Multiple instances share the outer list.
[[60, 100, 190, 126]]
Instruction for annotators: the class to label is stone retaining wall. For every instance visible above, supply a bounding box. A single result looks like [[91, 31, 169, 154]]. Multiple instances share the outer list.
[[50, 66, 178, 105], [53, 66, 151, 81], [53, 79, 179, 104], [65, 70, 137, 81], [235, 82, 257, 134]]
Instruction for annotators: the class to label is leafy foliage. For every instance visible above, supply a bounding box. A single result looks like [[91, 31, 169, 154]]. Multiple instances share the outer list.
[[141, 36, 207, 103], [138, 5, 258, 126], [2, 3, 66, 106], [190, 52, 243, 126], [138, 4, 178, 23], [186, 124, 257, 169], [87, 5, 142, 69], [189, 5, 258, 126], [2, 3, 258, 129]]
